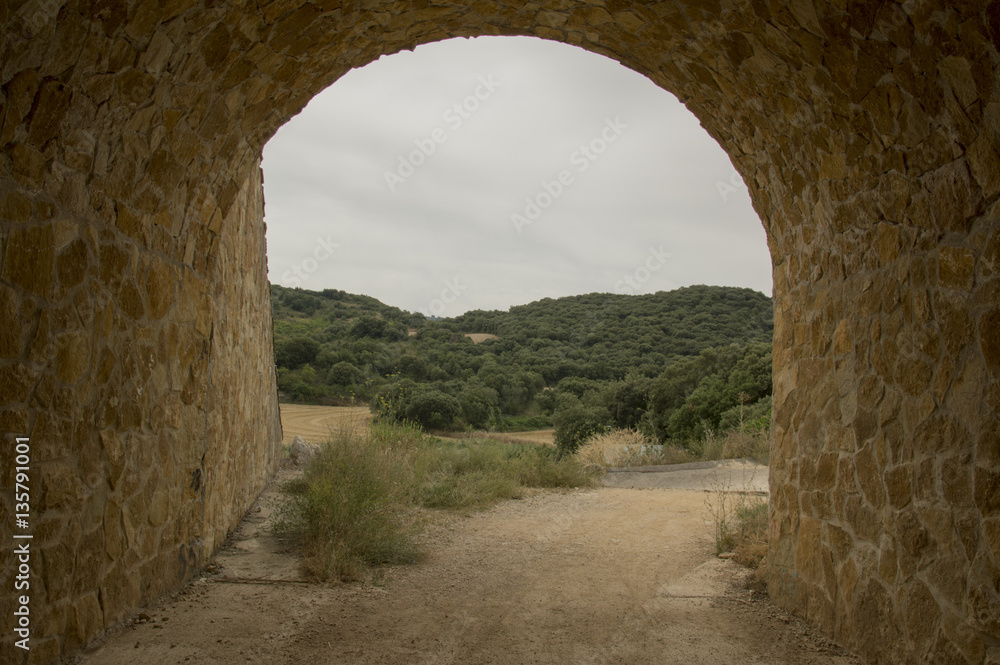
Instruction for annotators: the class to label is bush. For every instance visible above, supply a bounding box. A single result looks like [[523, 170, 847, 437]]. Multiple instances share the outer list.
[[418, 439, 594, 509], [404, 389, 462, 430], [575, 428, 690, 469], [706, 480, 769, 569], [552, 401, 611, 455], [495, 414, 552, 432], [327, 361, 363, 386], [350, 316, 390, 339], [459, 383, 500, 429], [370, 379, 416, 423], [274, 423, 594, 580], [275, 337, 321, 369], [272, 422, 424, 581], [694, 427, 770, 465]]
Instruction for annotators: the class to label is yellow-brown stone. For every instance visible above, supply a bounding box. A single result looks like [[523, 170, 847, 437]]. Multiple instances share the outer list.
[[3, 224, 54, 297], [1, 3, 997, 664], [982, 309, 1000, 373], [937, 246, 976, 291]]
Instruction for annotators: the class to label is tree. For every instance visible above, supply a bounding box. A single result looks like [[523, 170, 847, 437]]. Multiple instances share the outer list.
[[397, 355, 428, 381], [275, 337, 320, 369], [350, 316, 389, 339], [327, 361, 363, 386], [552, 396, 611, 455], [404, 389, 461, 430], [459, 383, 499, 429], [609, 374, 651, 429]]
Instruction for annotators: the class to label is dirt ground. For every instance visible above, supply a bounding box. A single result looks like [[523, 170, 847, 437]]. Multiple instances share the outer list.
[[75, 469, 861, 665]]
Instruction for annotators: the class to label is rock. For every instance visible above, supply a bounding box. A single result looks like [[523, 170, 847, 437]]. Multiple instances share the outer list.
[[289, 435, 319, 466]]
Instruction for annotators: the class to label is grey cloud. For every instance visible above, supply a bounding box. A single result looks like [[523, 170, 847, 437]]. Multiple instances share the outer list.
[[263, 36, 772, 315]]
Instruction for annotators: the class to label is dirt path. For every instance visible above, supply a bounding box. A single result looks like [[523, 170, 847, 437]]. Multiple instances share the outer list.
[[76, 473, 860, 665], [603, 459, 769, 493]]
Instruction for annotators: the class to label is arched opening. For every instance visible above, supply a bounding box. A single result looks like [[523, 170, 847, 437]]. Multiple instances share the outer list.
[[1, 3, 996, 664], [261, 36, 772, 315]]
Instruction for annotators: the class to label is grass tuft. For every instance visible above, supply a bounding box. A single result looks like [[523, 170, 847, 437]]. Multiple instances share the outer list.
[[272, 421, 425, 581], [693, 428, 770, 465], [704, 469, 769, 571], [273, 423, 594, 582], [574, 428, 691, 470]]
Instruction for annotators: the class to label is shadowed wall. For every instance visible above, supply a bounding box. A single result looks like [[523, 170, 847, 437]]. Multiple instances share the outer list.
[[1, 1, 998, 663]]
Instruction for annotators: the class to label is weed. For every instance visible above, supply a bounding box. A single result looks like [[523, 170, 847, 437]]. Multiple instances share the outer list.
[[692, 427, 770, 465], [704, 467, 769, 570], [273, 423, 594, 582], [271, 421, 425, 582], [574, 428, 691, 469]]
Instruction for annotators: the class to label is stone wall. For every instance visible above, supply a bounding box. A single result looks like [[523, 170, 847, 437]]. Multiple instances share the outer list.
[[0, 96, 282, 659], [0, 1, 997, 664]]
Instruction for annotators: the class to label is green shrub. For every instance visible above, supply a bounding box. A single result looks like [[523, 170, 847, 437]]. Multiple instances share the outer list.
[[274, 423, 593, 581], [404, 389, 462, 430], [459, 383, 500, 429], [275, 336, 321, 369], [495, 414, 552, 432], [327, 361, 363, 386], [552, 401, 611, 455], [272, 422, 424, 581]]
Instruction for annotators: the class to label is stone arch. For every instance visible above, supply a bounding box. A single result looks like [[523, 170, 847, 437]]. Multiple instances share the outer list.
[[1, 2, 998, 663]]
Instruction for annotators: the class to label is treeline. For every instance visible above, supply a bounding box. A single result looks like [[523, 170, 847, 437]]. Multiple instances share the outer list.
[[271, 284, 773, 451]]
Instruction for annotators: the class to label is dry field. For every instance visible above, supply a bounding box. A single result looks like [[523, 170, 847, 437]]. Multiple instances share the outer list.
[[278, 404, 371, 448], [464, 333, 498, 343], [440, 428, 556, 446]]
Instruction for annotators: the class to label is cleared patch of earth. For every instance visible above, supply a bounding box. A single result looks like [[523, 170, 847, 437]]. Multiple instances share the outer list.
[[464, 333, 499, 343], [75, 459, 860, 665]]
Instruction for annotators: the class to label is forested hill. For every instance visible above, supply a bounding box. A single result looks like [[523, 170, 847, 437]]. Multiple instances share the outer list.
[[450, 286, 773, 360], [273, 285, 772, 376], [270, 284, 774, 446]]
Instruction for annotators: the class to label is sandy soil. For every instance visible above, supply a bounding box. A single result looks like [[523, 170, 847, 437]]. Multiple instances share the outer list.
[[278, 404, 371, 448], [75, 468, 860, 665]]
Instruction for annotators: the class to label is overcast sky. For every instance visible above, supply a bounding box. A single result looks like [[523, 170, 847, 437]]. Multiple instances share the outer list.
[[261, 36, 772, 317]]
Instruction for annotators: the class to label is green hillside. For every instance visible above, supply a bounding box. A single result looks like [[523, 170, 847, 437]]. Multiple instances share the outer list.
[[270, 284, 774, 451]]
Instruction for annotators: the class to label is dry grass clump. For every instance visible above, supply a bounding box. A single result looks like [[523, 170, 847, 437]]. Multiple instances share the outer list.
[[574, 428, 691, 470], [273, 422, 594, 582], [696, 428, 770, 465], [273, 421, 426, 582], [705, 468, 769, 571]]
